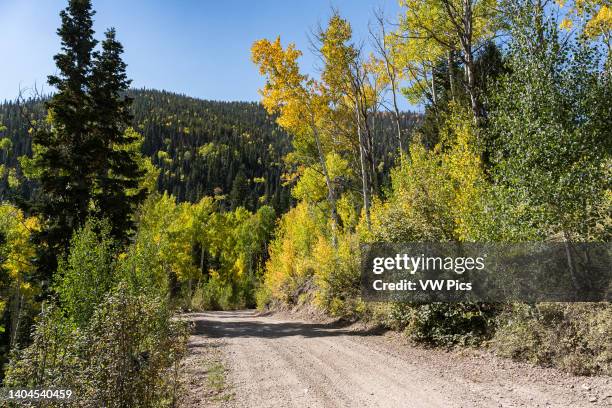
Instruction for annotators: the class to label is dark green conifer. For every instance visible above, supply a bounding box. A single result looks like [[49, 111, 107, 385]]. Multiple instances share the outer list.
[[29, 0, 145, 273], [89, 28, 146, 242], [30, 0, 98, 272]]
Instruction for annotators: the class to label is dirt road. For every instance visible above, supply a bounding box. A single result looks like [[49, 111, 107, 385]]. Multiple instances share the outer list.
[[181, 311, 611, 408]]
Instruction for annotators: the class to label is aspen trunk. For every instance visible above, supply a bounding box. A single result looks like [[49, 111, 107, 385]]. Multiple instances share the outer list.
[[357, 104, 371, 230], [310, 115, 339, 246]]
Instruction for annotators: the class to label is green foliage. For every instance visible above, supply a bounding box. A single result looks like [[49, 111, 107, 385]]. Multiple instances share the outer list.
[[54, 219, 116, 328], [0, 138, 12, 152], [5, 284, 189, 407], [131, 90, 293, 211], [386, 303, 498, 346], [114, 193, 275, 310], [292, 153, 351, 204], [3, 304, 77, 393], [229, 170, 251, 210], [116, 193, 185, 297], [489, 4, 611, 240], [312, 232, 363, 318], [1, 90, 296, 214], [88, 28, 148, 243], [366, 105, 491, 243], [190, 276, 234, 311], [23, 0, 147, 279], [27, 0, 99, 262]]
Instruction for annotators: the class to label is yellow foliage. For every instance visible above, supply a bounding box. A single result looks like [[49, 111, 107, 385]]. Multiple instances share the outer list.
[[251, 37, 310, 135], [394, 0, 500, 103], [312, 232, 361, 316], [251, 36, 335, 165], [260, 197, 362, 315], [292, 152, 349, 203], [559, 1, 611, 42], [560, 18, 574, 30], [263, 201, 325, 302], [366, 105, 491, 243], [0, 204, 40, 327], [585, 4, 612, 38], [0, 204, 39, 282], [439, 106, 489, 241]]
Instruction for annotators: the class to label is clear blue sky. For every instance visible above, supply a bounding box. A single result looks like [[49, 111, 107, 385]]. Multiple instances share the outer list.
[[0, 0, 405, 107]]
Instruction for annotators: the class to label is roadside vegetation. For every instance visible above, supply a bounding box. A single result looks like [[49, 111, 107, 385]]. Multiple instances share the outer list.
[[0, 2, 610, 406], [251, 0, 611, 375]]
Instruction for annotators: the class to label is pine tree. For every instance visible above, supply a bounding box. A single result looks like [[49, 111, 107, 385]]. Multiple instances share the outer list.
[[89, 29, 146, 242], [29, 0, 98, 272], [28, 0, 146, 274], [229, 170, 250, 210]]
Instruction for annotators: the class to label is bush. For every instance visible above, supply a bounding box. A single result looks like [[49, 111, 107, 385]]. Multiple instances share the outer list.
[[385, 302, 498, 347], [493, 303, 612, 375], [312, 233, 364, 318], [5, 284, 189, 407], [190, 274, 234, 311], [3, 304, 80, 396], [254, 283, 273, 310], [54, 219, 116, 328]]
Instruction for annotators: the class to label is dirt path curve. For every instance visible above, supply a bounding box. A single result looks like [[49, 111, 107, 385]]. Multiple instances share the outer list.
[[183, 311, 611, 408]]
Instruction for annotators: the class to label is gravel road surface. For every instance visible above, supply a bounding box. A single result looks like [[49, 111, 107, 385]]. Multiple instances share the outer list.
[[181, 310, 611, 408]]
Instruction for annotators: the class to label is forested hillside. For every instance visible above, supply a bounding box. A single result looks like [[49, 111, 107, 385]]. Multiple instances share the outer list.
[[131, 90, 291, 208], [0, 91, 294, 212], [0, 90, 419, 212]]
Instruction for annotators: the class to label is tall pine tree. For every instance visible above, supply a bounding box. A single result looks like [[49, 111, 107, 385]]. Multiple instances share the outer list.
[[28, 0, 146, 275], [89, 28, 146, 242], [30, 0, 98, 273]]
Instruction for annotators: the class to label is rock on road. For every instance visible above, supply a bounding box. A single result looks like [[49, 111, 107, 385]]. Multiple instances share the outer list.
[[182, 311, 611, 408]]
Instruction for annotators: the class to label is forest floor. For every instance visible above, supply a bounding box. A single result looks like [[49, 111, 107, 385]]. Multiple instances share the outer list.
[[179, 310, 612, 408]]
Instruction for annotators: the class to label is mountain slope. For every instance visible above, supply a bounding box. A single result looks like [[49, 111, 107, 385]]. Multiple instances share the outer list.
[[0, 89, 419, 213], [0, 89, 294, 212]]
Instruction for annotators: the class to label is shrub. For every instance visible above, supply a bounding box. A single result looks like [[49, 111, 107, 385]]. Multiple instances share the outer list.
[[493, 303, 612, 375], [190, 274, 234, 311], [254, 283, 273, 310], [3, 304, 80, 395], [385, 302, 498, 347], [312, 233, 363, 318], [4, 284, 189, 407], [78, 284, 189, 407], [54, 219, 116, 328]]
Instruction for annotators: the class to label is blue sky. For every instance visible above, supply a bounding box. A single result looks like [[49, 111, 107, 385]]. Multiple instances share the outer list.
[[0, 0, 404, 105]]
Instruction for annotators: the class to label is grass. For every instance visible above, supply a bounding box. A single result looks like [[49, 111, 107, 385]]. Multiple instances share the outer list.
[[204, 356, 234, 403], [207, 362, 227, 391]]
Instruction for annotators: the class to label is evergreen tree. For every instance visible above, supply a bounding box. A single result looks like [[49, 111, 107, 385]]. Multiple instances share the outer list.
[[229, 170, 250, 210], [89, 29, 146, 241], [26, 0, 145, 274], [29, 0, 98, 273]]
